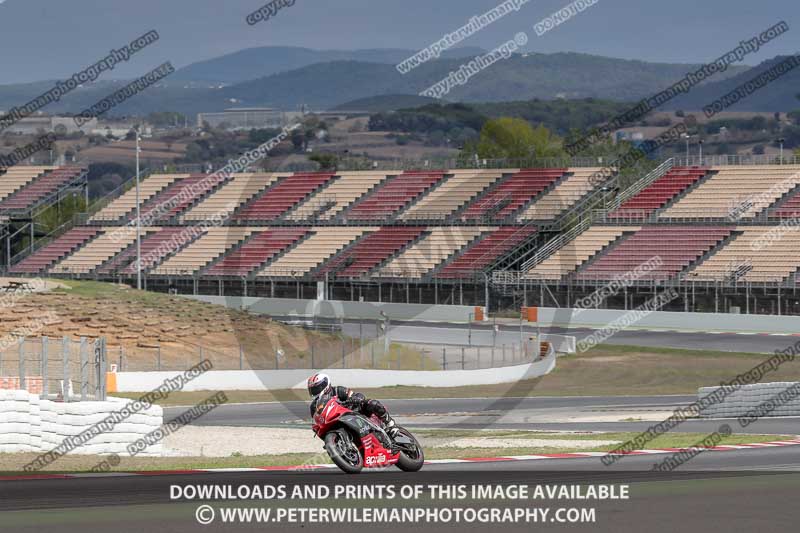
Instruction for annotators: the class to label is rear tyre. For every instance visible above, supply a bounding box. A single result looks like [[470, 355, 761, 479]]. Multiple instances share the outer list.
[[394, 427, 424, 472], [324, 430, 363, 474]]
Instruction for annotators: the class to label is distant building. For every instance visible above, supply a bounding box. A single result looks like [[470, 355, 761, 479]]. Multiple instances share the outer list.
[[197, 108, 292, 130], [0, 114, 97, 135]]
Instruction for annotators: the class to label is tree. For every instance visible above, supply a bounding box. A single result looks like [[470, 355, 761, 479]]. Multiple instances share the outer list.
[[291, 129, 306, 151], [473, 118, 565, 160], [309, 153, 339, 170]]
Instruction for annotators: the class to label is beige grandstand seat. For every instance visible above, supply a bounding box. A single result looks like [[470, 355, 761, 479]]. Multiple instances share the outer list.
[[257, 227, 375, 276], [0, 166, 55, 202], [152, 227, 256, 275], [660, 165, 800, 219], [400, 169, 512, 221], [376, 227, 488, 279], [517, 167, 605, 221], [50, 227, 141, 274], [687, 226, 800, 283], [89, 174, 187, 222], [285, 172, 388, 222], [525, 226, 640, 280], [181, 173, 283, 222]]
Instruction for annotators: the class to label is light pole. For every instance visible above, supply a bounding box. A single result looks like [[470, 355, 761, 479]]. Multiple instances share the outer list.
[[776, 137, 785, 163], [698, 139, 704, 164], [681, 133, 692, 162], [135, 127, 142, 290]]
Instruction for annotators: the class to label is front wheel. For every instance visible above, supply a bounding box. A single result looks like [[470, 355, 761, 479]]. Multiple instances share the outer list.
[[324, 429, 363, 474], [394, 427, 424, 472]]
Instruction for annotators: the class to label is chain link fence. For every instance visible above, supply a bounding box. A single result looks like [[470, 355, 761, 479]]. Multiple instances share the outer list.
[[111, 334, 545, 372], [0, 336, 107, 401]]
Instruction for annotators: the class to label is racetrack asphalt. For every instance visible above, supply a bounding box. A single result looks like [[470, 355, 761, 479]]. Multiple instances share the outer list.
[[2, 449, 800, 532], [164, 395, 800, 436], [340, 319, 799, 353]]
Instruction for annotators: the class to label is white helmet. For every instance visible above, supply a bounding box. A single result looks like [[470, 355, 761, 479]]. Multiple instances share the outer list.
[[307, 372, 331, 398]]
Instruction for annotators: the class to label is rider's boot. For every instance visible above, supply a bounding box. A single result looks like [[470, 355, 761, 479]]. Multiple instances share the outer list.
[[381, 413, 399, 439]]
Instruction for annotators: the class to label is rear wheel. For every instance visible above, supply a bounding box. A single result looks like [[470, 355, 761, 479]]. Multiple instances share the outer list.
[[394, 427, 424, 472], [324, 429, 363, 474]]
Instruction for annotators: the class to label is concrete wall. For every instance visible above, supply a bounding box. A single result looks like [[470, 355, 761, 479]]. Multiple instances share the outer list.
[[183, 295, 485, 323], [0, 391, 163, 455], [116, 345, 556, 392], [536, 307, 800, 334], [698, 382, 800, 418]]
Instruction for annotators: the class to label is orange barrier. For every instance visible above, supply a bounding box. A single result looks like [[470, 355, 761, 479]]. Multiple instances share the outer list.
[[522, 306, 538, 322], [473, 306, 484, 321], [106, 372, 117, 393], [0, 377, 43, 394]]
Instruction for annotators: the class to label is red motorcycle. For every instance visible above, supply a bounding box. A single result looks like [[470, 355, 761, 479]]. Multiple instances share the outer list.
[[312, 395, 424, 474]]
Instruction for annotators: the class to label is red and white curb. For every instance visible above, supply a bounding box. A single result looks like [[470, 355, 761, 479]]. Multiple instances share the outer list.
[[3, 438, 800, 481]]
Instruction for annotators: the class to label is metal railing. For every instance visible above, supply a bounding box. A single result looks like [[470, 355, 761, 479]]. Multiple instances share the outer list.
[[607, 158, 674, 212], [520, 214, 596, 272], [673, 155, 800, 167], [262, 156, 606, 172]]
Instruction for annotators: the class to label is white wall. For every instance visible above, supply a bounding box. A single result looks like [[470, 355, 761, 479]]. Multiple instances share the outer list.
[[0, 390, 163, 456], [698, 382, 800, 418], [116, 346, 557, 392], [183, 295, 486, 322], [537, 307, 800, 334]]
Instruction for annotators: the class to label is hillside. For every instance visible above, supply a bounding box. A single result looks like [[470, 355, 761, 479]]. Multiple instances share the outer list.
[[220, 52, 751, 109], [171, 46, 487, 84], [663, 55, 800, 112], [0, 51, 756, 118], [333, 94, 442, 112]]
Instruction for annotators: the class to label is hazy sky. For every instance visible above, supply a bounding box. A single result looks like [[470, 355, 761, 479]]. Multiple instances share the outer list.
[[0, 0, 797, 83]]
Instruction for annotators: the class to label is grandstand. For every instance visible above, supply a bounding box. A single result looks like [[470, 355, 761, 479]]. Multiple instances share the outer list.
[[1, 165, 90, 270], [8, 160, 800, 314]]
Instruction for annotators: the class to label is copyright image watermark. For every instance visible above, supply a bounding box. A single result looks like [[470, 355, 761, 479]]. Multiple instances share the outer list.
[[565, 20, 789, 156], [397, 0, 533, 74], [0, 30, 159, 132], [534, 0, 600, 37], [127, 203, 238, 272], [419, 33, 527, 99], [0, 133, 56, 168], [110, 118, 304, 240], [574, 256, 662, 312], [601, 345, 796, 465], [704, 54, 800, 118], [246, 0, 296, 26], [650, 424, 731, 472], [23, 359, 213, 472], [576, 288, 679, 352], [127, 391, 228, 456], [74, 62, 175, 126]]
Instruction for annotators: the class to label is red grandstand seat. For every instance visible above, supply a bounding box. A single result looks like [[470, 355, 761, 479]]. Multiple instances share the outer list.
[[608, 167, 709, 219], [575, 225, 733, 281], [8, 227, 101, 274], [205, 228, 311, 276], [460, 169, 566, 221], [233, 173, 335, 222], [315, 226, 426, 278], [437, 226, 538, 278], [0, 167, 86, 213], [345, 171, 445, 221]]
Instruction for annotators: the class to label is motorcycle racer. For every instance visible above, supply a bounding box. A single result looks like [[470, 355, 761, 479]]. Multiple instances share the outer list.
[[307, 372, 398, 438]]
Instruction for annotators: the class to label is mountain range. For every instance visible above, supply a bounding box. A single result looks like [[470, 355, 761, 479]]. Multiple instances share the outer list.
[[2, 46, 797, 120]]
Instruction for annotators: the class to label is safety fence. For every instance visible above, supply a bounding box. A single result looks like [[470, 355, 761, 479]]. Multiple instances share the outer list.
[[0, 336, 107, 401]]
